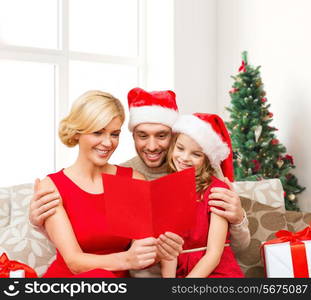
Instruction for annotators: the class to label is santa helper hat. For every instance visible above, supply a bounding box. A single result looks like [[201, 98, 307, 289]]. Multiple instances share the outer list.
[[128, 87, 179, 131], [172, 113, 234, 182]]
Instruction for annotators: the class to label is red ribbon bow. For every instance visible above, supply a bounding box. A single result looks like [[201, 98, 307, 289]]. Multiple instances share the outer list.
[[238, 60, 246, 72], [0, 253, 38, 278], [263, 224, 311, 278], [274, 225, 311, 242]]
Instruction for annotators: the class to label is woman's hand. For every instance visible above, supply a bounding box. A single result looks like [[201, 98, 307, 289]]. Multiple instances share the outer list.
[[126, 238, 157, 270]]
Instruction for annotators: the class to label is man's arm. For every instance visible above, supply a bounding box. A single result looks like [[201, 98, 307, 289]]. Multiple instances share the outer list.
[[227, 210, 250, 253], [207, 177, 250, 253]]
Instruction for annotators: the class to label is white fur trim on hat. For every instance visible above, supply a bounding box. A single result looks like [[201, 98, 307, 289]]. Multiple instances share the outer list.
[[129, 106, 179, 131], [172, 115, 230, 167]]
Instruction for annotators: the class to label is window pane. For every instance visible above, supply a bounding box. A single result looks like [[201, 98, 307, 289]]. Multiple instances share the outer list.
[[0, 60, 55, 186], [0, 0, 58, 49], [69, 0, 138, 56], [69, 61, 138, 164]]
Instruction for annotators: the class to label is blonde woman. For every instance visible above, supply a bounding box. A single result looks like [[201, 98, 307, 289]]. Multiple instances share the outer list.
[[42, 91, 159, 277]]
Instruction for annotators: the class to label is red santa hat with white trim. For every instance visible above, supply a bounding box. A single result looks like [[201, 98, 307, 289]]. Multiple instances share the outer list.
[[127, 87, 179, 131], [172, 113, 234, 181]]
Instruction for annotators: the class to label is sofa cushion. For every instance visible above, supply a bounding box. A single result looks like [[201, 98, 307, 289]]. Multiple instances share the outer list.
[[10, 183, 34, 226], [236, 196, 288, 278], [0, 221, 56, 277], [285, 211, 311, 232], [0, 186, 10, 228], [233, 179, 285, 209]]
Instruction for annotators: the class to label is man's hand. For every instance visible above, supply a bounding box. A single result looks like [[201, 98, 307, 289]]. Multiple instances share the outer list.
[[156, 232, 184, 261], [208, 177, 244, 225], [29, 178, 60, 227]]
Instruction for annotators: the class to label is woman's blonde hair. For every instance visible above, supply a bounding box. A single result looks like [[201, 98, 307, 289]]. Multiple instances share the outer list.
[[167, 133, 216, 196], [59, 90, 125, 147]]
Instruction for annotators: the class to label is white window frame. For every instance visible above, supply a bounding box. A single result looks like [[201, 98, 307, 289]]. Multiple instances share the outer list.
[[0, 0, 147, 171]]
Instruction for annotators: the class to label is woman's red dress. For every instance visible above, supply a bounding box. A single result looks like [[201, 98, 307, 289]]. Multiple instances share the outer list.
[[43, 166, 132, 278]]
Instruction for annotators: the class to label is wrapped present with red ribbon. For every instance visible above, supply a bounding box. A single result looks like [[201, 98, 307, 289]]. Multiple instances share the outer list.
[[262, 224, 311, 277], [0, 253, 38, 278]]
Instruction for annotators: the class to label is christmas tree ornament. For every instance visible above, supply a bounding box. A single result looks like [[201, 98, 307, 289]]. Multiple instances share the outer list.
[[271, 139, 279, 145], [252, 159, 261, 172], [288, 194, 296, 201], [284, 154, 294, 165], [254, 125, 262, 142], [276, 160, 284, 168], [239, 60, 246, 72], [229, 88, 238, 94], [263, 112, 273, 121]]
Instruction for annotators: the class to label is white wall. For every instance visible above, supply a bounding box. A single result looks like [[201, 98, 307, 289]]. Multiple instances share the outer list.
[[216, 0, 311, 211], [145, 0, 175, 90], [174, 0, 217, 114], [174, 0, 311, 211]]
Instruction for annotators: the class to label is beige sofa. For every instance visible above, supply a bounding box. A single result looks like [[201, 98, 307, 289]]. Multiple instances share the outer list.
[[0, 184, 56, 277], [0, 180, 309, 277]]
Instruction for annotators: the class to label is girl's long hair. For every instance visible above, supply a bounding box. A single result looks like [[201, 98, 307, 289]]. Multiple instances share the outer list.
[[167, 133, 216, 197]]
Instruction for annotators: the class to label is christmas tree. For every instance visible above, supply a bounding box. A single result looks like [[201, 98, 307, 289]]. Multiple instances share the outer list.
[[226, 51, 305, 211]]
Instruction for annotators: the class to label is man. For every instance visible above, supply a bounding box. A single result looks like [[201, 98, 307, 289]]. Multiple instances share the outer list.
[[124, 88, 249, 248], [29, 87, 250, 277]]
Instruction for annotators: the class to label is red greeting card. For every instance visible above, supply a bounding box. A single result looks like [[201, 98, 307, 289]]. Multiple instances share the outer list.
[[102, 168, 196, 239]]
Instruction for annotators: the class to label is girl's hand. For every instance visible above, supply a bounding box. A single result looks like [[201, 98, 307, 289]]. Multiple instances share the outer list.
[[126, 238, 157, 270], [156, 232, 184, 261]]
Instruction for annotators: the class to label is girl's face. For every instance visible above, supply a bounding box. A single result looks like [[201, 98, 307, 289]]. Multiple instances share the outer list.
[[77, 117, 122, 167], [172, 133, 205, 172]]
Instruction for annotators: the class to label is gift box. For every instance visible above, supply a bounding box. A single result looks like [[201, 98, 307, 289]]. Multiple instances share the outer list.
[[0, 252, 38, 278], [262, 225, 311, 277]]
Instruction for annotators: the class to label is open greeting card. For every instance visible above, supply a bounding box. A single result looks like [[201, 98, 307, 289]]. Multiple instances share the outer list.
[[102, 168, 197, 239]]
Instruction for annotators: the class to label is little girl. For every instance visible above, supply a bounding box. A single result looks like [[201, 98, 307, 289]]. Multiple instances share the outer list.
[[161, 113, 244, 278]]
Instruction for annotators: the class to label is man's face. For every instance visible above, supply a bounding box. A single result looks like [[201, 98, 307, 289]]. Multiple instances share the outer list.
[[133, 123, 172, 168]]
